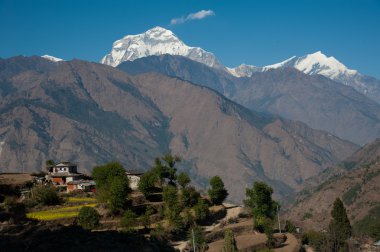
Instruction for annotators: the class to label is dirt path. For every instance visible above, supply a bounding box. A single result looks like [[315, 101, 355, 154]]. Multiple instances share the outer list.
[[207, 232, 267, 252], [273, 233, 299, 252]]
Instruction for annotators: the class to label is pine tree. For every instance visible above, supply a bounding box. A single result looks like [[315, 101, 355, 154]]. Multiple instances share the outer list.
[[328, 198, 352, 251]]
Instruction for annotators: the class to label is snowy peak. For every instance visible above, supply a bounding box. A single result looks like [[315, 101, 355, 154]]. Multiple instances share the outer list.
[[101, 26, 222, 68], [293, 51, 357, 78], [41, 55, 64, 62], [227, 51, 357, 80]]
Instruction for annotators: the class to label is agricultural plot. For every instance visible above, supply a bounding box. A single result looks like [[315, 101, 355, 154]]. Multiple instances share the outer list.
[[26, 203, 97, 221]]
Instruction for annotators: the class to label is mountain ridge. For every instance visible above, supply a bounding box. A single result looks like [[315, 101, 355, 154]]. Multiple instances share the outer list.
[[0, 56, 358, 202]]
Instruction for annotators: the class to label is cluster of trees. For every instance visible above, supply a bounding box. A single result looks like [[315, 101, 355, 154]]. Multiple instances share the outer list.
[[138, 154, 228, 236]]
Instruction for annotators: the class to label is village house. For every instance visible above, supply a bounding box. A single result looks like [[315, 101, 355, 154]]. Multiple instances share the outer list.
[[126, 170, 144, 190], [47, 161, 83, 185], [66, 180, 96, 193]]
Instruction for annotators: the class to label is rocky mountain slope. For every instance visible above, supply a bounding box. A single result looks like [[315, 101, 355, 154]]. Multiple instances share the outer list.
[[0, 56, 358, 202], [285, 139, 380, 231], [118, 55, 380, 145]]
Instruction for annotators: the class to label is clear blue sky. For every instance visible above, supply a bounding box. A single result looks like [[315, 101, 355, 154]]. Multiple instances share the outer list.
[[1, 0, 379, 78]]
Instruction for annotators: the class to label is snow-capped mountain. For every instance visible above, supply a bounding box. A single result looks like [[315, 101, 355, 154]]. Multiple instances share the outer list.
[[227, 51, 358, 79], [41, 55, 64, 62], [227, 51, 380, 103], [101, 26, 223, 68]]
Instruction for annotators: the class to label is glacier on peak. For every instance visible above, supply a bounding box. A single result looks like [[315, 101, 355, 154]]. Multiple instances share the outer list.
[[227, 51, 357, 80], [41, 55, 64, 62], [100, 26, 223, 68]]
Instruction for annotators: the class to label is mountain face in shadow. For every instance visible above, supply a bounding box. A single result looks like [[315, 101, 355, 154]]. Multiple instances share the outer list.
[[0, 56, 357, 201], [118, 55, 380, 145]]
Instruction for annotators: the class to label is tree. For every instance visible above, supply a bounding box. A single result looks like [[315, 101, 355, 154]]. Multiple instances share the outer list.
[[108, 176, 130, 214], [77, 206, 100, 230], [193, 198, 209, 224], [245, 182, 277, 220], [181, 186, 200, 208], [222, 229, 238, 252], [152, 154, 181, 185], [208, 176, 228, 205], [141, 206, 154, 230], [327, 198, 352, 252], [91, 161, 130, 214], [33, 186, 61, 206], [121, 209, 137, 232], [162, 185, 183, 232], [177, 172, 191, 188], [45, 159, 55, 172], [138, 170, 159, 197], [188, 225, 207, 252]]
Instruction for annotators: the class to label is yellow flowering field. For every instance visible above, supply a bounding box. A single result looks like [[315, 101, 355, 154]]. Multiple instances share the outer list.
[[66, 197, 97, 203], [26, 203, 97, 221]]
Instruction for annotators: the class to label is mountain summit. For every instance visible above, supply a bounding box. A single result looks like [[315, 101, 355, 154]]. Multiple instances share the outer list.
[[101, 26, 222, 68], [228, 51, 380, 103]]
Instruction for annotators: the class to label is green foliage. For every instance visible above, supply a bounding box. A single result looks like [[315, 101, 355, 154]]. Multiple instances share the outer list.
[[92, 161, 126, 190], [108, 176, 130, 214], [328, 198, 352, 251], [285, 220, 296, 233], [301, 230, 324, 249], [152, 154, 181, 185], [121, 209, 137, 232], [193, 198, 209, 224], [353, 205, 380, 240], [141, 206, 154, 229], [92, 161, 130, 214], [188, 225, 207, 252], [245, 182, 277, 222], [33, 186, 61, 206], [222, 229, 238, 252], [177, 172, 191, 188], [208, 176, 228, 205], [138, 170, 159, 197], [162, 185, 183, 232], [342, 183, 361, 205], [181, 186, 200, 208], [77, 206, 100, 230], [163, 185, 178, 207]]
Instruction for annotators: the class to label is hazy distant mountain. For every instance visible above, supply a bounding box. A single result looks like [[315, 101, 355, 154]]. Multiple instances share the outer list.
[[101, 26, 223, 69], [0, 56, 357, 201], [228, 51, 380, 103], [118, 55, 380, 145], [286, 138, 380, 231]]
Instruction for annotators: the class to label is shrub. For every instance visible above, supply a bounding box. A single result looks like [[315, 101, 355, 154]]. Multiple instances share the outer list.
[[77, 206, 100, 230], [181, 186, 200, 207], [33, 186, 61, 205], [138, 171, 159, 197], [177, 172, 191, 188], [121, 209, 137, 232]]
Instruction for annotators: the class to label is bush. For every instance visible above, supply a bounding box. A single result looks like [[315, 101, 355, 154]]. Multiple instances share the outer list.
[[177, 172, 191, 188], [121, 209, 137, 232], [353, 205, 380, 240], [33, 186, 61, 205], [285, 220, 296, 233], [77, 206, 100, 230]]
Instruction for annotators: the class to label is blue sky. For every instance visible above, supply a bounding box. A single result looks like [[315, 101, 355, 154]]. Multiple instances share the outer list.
[[1, 0, 379, 78]]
